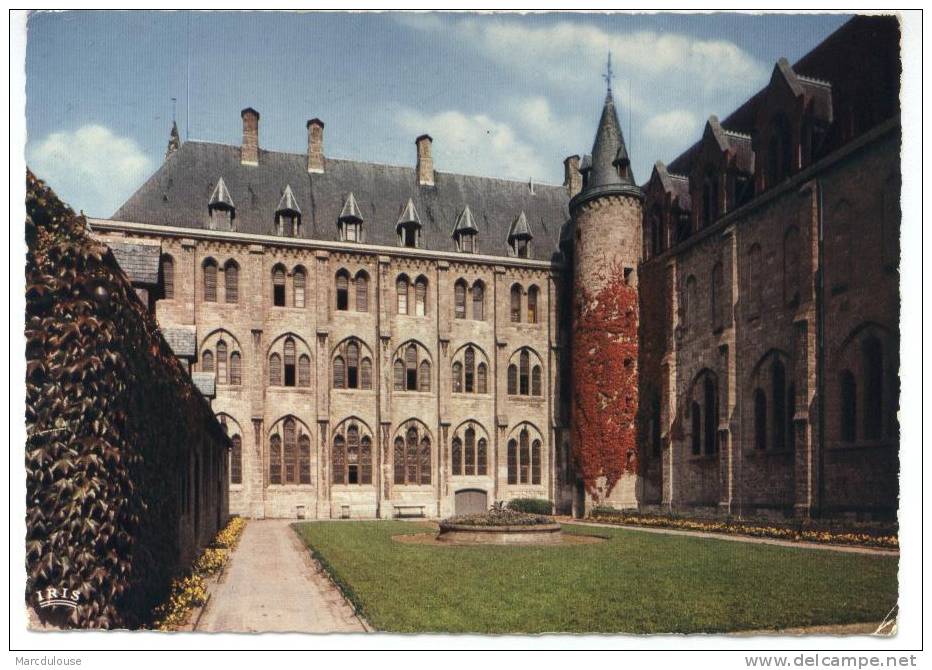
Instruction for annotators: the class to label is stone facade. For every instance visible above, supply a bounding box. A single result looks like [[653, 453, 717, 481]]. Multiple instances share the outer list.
[[93, 224, 559, 519], [93, 15, 900, 521]]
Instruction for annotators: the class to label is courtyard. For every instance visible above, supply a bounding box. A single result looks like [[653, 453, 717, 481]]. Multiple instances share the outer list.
[[292, 520, 898, 635]]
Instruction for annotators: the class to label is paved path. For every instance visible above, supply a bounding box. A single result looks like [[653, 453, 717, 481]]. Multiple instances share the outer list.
[[561, 519, 898, 556], [196, 520, 367, 633]]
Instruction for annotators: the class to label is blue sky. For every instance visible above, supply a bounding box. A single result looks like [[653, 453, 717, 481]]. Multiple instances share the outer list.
[[25, 11, 850, 217]]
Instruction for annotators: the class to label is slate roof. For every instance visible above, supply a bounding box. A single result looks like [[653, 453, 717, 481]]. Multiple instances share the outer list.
[[161, 326, 197, 358], [107, 240, 161, 285], [113, 141, 570, 262], [191, 372, 216, 398]]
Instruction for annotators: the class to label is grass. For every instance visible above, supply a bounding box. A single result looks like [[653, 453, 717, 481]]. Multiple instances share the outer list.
[[292, 521, 898, 634]]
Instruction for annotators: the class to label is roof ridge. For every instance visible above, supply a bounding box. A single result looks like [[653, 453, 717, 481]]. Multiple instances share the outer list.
[[797, 73, 833, 88]]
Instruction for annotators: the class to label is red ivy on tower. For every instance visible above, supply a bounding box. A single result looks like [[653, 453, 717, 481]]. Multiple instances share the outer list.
[[572, 262, 639, 501]]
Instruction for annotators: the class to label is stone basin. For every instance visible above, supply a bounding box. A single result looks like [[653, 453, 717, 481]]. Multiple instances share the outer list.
[[436, 522, 563, 545]]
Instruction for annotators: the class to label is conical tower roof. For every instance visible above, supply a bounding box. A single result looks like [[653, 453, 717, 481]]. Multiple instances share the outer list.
[[208, 176, 235, 210], [339, 192, 363, 222], [275, 184, 301, 215], [572, 87, 643, 207], [588, 90, 635, 189]]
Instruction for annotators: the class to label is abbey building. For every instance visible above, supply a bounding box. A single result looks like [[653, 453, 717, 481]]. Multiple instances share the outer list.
[[90, 16, 900, 520]]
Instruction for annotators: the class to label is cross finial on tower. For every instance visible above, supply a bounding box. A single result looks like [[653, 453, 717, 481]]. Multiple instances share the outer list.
[[602, 52, 614, 94]]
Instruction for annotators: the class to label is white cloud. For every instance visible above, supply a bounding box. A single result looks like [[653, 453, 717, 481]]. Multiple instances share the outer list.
[[404, 16, 768, 114], [643, 109, 701, 144], [394, 107, 548, 182], [28, 125, 153, 216]]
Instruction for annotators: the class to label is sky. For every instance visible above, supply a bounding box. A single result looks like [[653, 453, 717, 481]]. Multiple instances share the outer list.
[[24, 10, 851, 217]]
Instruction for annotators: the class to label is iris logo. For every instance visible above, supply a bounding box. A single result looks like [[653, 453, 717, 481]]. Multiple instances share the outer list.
[[34, 586, 80, 610]]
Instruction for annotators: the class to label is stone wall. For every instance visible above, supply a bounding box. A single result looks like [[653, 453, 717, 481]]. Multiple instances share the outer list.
[[638, 121, 900, 519], [93, 225, 560, 520]]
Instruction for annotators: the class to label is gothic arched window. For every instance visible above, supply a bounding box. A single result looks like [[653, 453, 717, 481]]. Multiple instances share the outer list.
[[224, 260, 239, 304], [293, 267, 306, 308], [203, 259, 218, 302]]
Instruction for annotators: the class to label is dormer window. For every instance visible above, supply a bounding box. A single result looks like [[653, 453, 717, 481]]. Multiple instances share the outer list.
[[339, 192, 364, 243], [452, 205, 478, 253], [207, 176, 235, 232], [275, 184, 302, 237], [507, 211, 533, 259], [396, 198, 422, 249]]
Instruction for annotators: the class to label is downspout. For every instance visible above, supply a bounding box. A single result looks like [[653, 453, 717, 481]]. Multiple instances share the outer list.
[[815, 178, 825, 517]]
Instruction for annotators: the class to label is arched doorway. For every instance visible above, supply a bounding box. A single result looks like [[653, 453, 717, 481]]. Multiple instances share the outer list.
[[454, 489, 488, 516]]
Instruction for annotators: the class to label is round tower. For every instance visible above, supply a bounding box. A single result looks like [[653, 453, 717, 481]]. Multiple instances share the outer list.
[[569, 83, 644, 515]]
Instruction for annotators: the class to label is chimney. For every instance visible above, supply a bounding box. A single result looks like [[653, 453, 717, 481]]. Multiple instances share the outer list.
[[563, 155, 582, 197], [307, 118, 325, 173], [240, 107, 260, 166], [416, 134, 434, 186]]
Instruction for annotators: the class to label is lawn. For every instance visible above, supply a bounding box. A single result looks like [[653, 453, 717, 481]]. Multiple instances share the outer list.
[[292, 521, 898, 634]]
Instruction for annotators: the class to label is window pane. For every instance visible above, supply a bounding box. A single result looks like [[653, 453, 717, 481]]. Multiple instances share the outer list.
[[332, 356, 345, 389], [464, 347, 475, 393], [396, 277, 408, 314], [202, 350, 214, 373], [231, 435, 242, 484], [336, 272, 348, 311], [418, 361, 431, 392], [299, 434, 311, 484], [507, 364, 517, 395], [283, 419, 297, 484], [332, 435, 345, 485], [507, 439, 517, 484], [464, 428, 475, 476], [298, 354, 311, 387], [230, 352, 242, 385], [393, 437, 405, 484], [269, 353, 281, 386], [451, 438, 462, 476], [510, 285, 521, 322], [452, 362, 463, 393], [162, 256, 174, 299], [532, 439, 541, 485], [520, 351, 530, 395], [531, 365, 542, 396], [356, 274, 368, 312], [204, 262, 217, 302], [393, 360, 404, 391], [225, 263, 238, 304], [270, 435, 282, 485], [273, 267, 285, 307], [294, 269, 305, 308], [527, 286, 538, 323], [477, 438, 487, 476], [519, 430, 530, 484], [217, 341, 228, 385], [419, 438, 431, 485], [454, 281, 466, 319], [360, 358, 372, 390], [477, 363, 487, 394], [360, 436, 372, 485], [415, 279, 427, 316], [472, 283, 484, 320]]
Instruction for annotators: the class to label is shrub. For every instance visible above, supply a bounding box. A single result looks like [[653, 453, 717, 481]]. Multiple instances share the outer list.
[[441, 509, 552, 527], [506, 498, 553, 515]]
